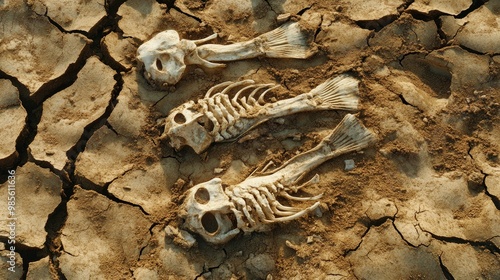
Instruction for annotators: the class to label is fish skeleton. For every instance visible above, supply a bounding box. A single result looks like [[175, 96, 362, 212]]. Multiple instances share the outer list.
[[180, 113, 376, 244], [163, 74, 360, 154]]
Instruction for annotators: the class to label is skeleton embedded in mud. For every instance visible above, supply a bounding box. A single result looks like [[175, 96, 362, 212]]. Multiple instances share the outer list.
[[136, 21, 316, 87], [178, 114, 375, 245], [163, 74, 360, 154]]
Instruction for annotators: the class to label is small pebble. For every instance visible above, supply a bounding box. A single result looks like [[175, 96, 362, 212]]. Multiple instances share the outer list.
[[245, 254, 275, 279], [314, 206, 323, 218], [277, 13, 291, 23], [274, 118, 285, 124], [194, 68, 205, 75], [344, 159, 355, 171], [214, 168, 224, 174], [306, 236, 314, 244]]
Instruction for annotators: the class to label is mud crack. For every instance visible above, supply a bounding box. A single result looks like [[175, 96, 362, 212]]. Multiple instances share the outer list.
[[422, 229, 500, 255], [343, 216, 396, 257], [455, 0, 488, 19], [354, 0, 415, 31], [439, 254, 455, 280], [194, 248, 227, 280]]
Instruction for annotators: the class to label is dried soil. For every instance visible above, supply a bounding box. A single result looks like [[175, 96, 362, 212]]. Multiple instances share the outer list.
[[0, 0, 499, 279]]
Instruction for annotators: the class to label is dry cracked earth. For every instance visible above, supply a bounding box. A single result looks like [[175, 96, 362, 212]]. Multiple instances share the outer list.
[[1, 0, 500, 279]]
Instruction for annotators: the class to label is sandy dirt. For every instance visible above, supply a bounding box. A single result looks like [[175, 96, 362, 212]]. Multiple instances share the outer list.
[[1, 0, 499, 279]]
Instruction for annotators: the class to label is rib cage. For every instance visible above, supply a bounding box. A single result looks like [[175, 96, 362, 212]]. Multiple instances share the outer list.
[[198, 80, 278, 141], [224, 181, 321, 232]]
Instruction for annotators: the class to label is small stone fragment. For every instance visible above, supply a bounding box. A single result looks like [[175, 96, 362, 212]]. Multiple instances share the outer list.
[[164, 225, 197, 248], [344, 159, 355, 171], [214, 167, 224, 174], [246, 253, 276, 279], [285, 240, 300, 251], [314, 204, 324, 218], [306, 236, 314, 244], [274, 118, 285, 125], [277, 13, 291, 23]]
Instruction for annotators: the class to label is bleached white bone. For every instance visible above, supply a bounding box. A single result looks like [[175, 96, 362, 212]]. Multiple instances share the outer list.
[[164, 74, 360, 154], [179, 114, 376, 244], [136, 22, 316, 87]]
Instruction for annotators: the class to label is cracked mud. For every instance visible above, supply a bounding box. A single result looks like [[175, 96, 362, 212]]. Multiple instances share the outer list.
[[1, 0, 499, 279]]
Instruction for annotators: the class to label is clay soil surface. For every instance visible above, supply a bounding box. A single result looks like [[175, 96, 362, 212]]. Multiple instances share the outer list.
[[1, 0, 499, 279]]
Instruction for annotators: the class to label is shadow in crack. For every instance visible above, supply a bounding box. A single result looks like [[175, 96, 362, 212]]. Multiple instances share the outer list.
[[401, 53, 452, 99]]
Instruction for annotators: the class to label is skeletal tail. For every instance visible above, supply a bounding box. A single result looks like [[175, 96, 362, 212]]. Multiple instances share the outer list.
[[322, 114, 375, 156], [310, 75, 359, 111], [259, 22, 316, 59], [267, 114, 375, 182]]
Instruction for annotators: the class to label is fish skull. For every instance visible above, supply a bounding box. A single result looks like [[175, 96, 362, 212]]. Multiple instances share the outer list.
[[180, 178, 240, 244], [163, 101, 215, 154], [137, 30, 196, 87]]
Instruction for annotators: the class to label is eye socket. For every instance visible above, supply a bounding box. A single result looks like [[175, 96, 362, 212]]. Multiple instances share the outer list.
[[174, 113, 186, 124], [194, 187, 210, 204], [201, 212, 219, 234], [156, 58, 163, 71], [197, 117, 215, 132]]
